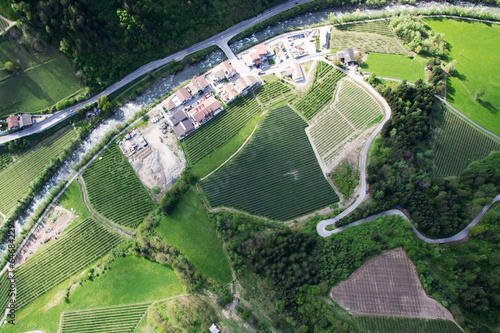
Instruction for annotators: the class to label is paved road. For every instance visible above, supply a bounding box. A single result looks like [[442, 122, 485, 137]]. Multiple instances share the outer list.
[[325, 195, 500, 244], [0, 0, 313, 145]]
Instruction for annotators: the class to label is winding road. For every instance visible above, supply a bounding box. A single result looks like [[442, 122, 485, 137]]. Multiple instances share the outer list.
[[0, 0, 313, 145]]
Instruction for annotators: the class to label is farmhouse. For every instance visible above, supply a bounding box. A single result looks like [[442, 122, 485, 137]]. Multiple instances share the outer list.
[[219, 84, 239, 104], [19, 114, 33, 128], [187, 95, 222, 126], [187, 75, 210, 95], [337, 48, 356, 66], [285, 63, 305, 82], [212, 60, 236, 82], [234, 76, 258, 95], [6, 115, 19, 130]]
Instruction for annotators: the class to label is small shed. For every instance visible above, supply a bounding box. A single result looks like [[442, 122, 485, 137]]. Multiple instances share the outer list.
[[209, 323, 220, 333]]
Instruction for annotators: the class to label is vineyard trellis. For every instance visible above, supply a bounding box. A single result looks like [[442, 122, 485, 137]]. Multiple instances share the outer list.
[[183, 95, 263, 164], [14, 218, 122, 310], [434, 108, 500, 176], [82, 144, 154, 228], [255, 79, 292, 104], [60, 302, 150, 333], [309, 78, 384, 167], [357, 316, 462, 333], [201, 106, 338, 220], [0, 127, 77, 214], [294, 65, 346, 120]]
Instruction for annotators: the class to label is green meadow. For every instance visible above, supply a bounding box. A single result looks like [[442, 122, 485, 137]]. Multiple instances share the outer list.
[[155, 188, 232, 284], [425, 18, 500, 136], [6, 256, 184, 333], [362, 53, 426, 83]]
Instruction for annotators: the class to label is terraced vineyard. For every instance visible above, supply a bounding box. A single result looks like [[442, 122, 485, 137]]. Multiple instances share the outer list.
[[82, 144, 154, 228], [0, 127, 77, 215], [309, 78, 384, 167], [60, 303, 150, 333], [255, 76, 292, 104], [294, 65, 346, 120], [434, 108, 500, 176], [201, 106, 338, 220], [15, 218, 122, 310], [336, 20, 394, 37], [330, 31, 406, 55], [183, 95, 262, 163], [357, 317, 461, 333]]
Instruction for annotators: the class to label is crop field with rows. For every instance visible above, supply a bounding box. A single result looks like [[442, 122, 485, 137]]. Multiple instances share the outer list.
[[201, 106, 338, 220], [255, 75, 292, 104], [336, 20, 394, 37], [357, 317, 461, 333], [309, 78, 384, 167], [330, 31, 406, 55], [0, 273, 11, 313], [60, 302, 150, 333], [0, 127, 77, 215], [294, 65, 346, 120], [82, 144, 154, 228], [434, 108, 500, 176], [15, 218, 122, 310], [315, 60, 334, 80], [0, 154, 12, 172], [183, 95, 262, 164]]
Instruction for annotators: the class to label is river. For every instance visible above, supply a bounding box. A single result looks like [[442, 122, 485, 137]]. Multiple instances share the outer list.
[[2, 0, 498, 257]]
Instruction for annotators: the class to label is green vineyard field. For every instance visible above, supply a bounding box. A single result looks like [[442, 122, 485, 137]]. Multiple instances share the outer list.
[[15, 218, 122, 310], [82, 144, 154, 228], [309, 78, 384, 165], [255, 76, 292, 104], [434, 108, 500, 176], [0, 273, 11, 313], [0, 127, 77, 215], [183, 95, 263, 164], [60, 302, 150, 333], [294, 64, 346, 120], [357, 316, 462, 333], [336, 20, 394, 37], [201, 106, 338, 220]]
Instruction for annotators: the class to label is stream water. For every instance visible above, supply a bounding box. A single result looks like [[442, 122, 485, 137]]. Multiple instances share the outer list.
[[2, 0, 498, 257]]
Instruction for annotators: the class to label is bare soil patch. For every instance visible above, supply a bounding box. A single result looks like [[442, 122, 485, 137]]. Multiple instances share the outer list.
[[330, 248, 454, 321], [129, 120, 186, 200], [15, 206, 74, 266]]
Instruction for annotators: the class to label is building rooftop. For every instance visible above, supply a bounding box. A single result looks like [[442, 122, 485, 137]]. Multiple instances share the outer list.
[[189, 96, 222, 123], [173, 119, 194, 138], [234, 76, 257, 93], [19, 114, 32, 128], [175, 87, 192, 103], [169, 110, 187, 126], [6, 115, 18, 129], [220, 84, 239, 102], [161, 96, 176, 111], [255, 43, 267, 55]]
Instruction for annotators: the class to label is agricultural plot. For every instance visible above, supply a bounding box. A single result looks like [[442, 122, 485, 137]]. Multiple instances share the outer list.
[[0, 126, 77, 215], [0, 154, 12, 172], [294, 65, 346, 120], [330, 30, 406, 55], [82, 144, 154, 228], [60, 302, 150, 333], [330, 248, 452, 320], [183, 95, 262, 164], [201, 106, 338, 220], [255, 79, 292, 104], [309, 78, 384, 168], [357, 316, 462, 333], [0, 273, 11, 313], [15, 218, 122, 310], [336, 20, 394, 37], [315, 60, 334, 80], [434, 108, 500, 177]]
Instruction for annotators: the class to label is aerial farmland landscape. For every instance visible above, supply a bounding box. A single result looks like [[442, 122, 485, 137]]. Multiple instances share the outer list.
[[0, 0, 499, 332]]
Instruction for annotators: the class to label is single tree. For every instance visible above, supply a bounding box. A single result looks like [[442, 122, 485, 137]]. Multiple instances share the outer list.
[[474, 88, 485, 100], [4, 61, 15, 74]]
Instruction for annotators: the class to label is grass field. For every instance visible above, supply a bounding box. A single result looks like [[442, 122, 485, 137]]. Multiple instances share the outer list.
[[0, 39, 82, 116], [425, 18, 500, 136], [58, 180, 90, 223], [433, 108, 500, 176], [336, 20, 394, 37], [15, 218, 122, 310], [361, 53, 426, 82], [155, 188, 232, 283], [0, 126, 77, 216], [294, 63, 346, 120], [183, 95, 263, 164], [6, 255, 184, 333], [201, 106, 338, 220], [330, 30, 406, 55], [357, 316, 462, 333], [82, 144, 154, 228]]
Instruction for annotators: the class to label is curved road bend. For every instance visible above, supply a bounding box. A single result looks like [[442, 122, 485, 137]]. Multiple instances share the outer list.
[[0, 0, 314, 145]]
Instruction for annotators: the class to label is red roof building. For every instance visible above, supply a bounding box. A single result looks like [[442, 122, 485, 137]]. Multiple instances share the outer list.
[[6, 115, 19, 130]]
